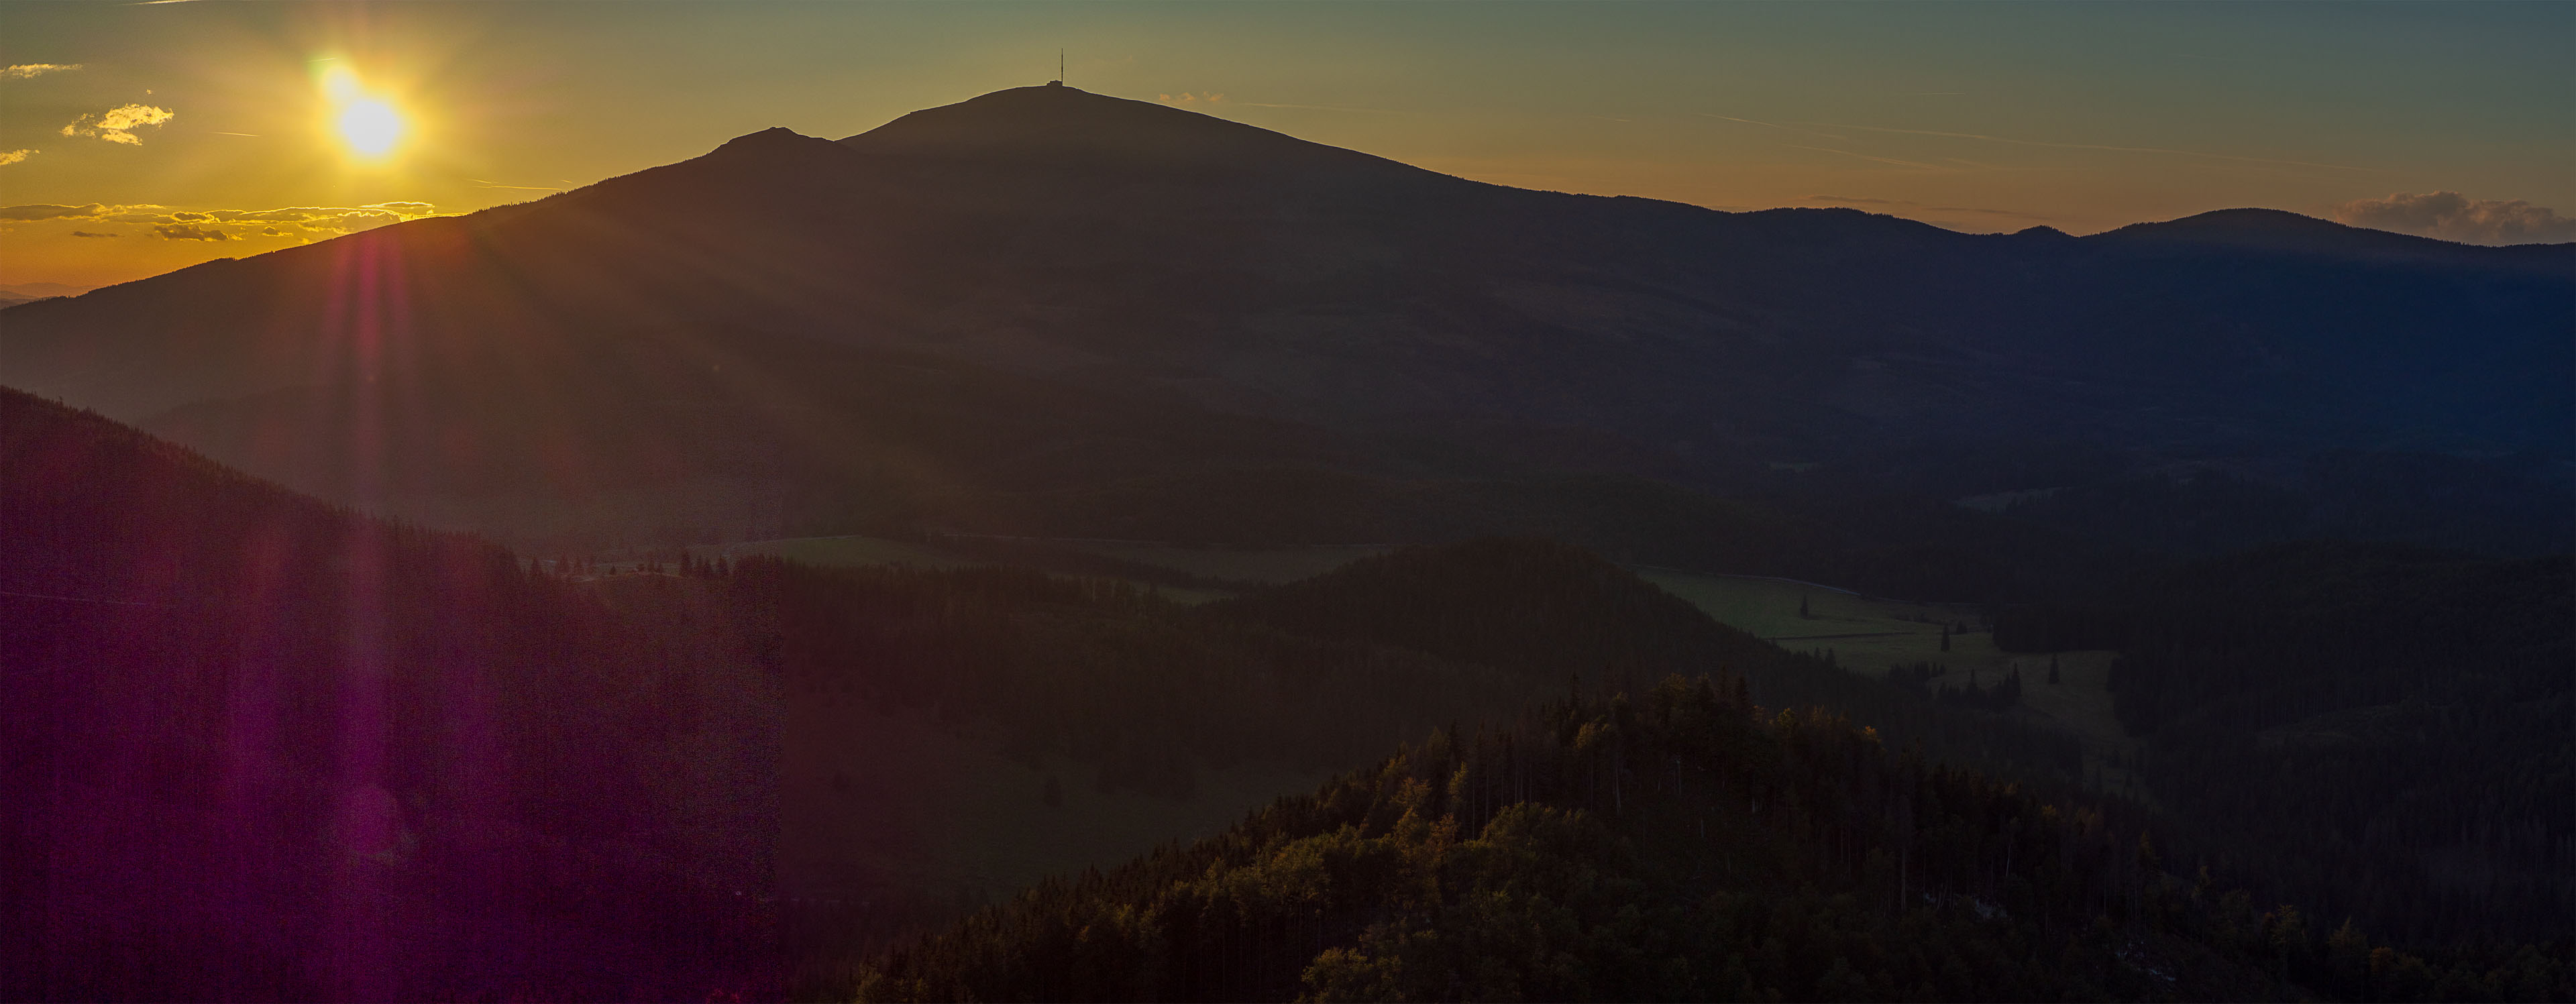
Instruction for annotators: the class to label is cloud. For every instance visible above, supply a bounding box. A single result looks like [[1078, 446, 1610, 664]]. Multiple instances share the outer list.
[[61, 103, 174, 145], [2330, 190, 2576, 246], [1788, 145, 1943, 170], [0, 201, 443, 235], [70, 230, 119, 238], [1699, 113, 1849, 143], [258, 227, 287, 236], [1160, 91, 1417, 115], [153, 223, 229, 241], [1, 64, 82, 80], [1232, 101, 1414, 115], [0, 149, 33, 166], [0, 203, 112, 220]]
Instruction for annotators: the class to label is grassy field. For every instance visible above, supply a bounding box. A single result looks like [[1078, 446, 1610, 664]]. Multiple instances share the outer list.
[[1640, 569, 2147, 797]]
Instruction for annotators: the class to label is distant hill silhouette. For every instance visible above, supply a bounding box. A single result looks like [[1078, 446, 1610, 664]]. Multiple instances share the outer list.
[[3, 85, 2567, 573]]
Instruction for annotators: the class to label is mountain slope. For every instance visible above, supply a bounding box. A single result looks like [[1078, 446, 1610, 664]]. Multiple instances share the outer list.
[[3, 85, 2567, 563], [0, 386, 782, 1001]]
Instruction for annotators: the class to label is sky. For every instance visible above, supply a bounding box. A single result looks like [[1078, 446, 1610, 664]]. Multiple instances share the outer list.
[[3, 1, 2571, 290]]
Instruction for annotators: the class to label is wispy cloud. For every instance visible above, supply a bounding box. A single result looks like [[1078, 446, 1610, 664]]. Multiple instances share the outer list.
[[1, 64, 83, 80], [153, 223, 229, 241], [61, 103, 174, 145], [1786, 145, 1943, 170], [0, 203, 114, 220], [1698, 113, 1848, 143], [2333, 190, 2575, 245], [0, 201, 444, 239], [0, 149, 33, 166], [1162, 92, 1415, 115], [1232, 101, 1415, 115], [70, 230, 119, 238], [1806, 121, 2376, 172]]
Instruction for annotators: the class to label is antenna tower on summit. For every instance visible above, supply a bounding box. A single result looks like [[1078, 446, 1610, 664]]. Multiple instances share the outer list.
[[1057, 48, 1065, 86]]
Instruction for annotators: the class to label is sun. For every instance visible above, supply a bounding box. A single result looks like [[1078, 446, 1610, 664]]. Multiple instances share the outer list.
[[337, 97, 405, 156], [320, 66, 409, 160]]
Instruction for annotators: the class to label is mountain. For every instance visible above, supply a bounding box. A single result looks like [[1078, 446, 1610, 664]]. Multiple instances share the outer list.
[[3, 85, 2568, 570]]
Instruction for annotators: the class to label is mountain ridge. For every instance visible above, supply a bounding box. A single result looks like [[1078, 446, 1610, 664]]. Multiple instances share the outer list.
[[3, 86, 2567, 567]]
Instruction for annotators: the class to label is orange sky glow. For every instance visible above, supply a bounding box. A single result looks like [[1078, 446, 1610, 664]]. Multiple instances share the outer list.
[[3, 1, 2569, 290]]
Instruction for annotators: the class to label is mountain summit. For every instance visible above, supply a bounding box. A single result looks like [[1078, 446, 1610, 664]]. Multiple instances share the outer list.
[[844, 85, 1430, 181]]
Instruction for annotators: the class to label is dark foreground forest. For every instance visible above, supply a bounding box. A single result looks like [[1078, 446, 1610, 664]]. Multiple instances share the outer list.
[[852, 679, 2569, 1002], [5, 386, 2569, 1001]]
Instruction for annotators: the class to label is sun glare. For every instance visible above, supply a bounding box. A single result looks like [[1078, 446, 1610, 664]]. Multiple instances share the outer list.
[[320, 65, 409, 160], [337, 98, 405, 156]]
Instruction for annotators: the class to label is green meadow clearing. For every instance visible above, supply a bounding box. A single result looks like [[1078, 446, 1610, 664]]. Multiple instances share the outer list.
[[1641, 569, 2145, 797]]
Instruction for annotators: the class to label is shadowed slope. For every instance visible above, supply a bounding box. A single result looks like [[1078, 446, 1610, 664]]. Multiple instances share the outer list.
[[0, 387, 781, 1001]]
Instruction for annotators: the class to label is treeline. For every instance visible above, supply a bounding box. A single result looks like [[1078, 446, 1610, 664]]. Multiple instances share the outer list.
[[1997, 541, 2572, 944], [850, 675, 2571, 1001], [1994, 452, 2576, 562]]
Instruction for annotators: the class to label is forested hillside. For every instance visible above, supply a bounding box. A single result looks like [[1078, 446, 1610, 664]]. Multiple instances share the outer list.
[[851, 677, 2569, 1002], [2108, 545, 2570, 944], [0, 388, 779, 1001]]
